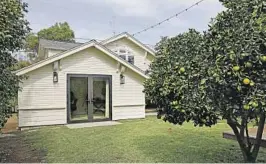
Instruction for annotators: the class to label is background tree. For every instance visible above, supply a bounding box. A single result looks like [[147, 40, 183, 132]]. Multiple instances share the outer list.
[[0, 0, 30, 129], [38, 22, 75, 42], [25, 32, 38, 51], [25, 22, 75, 62], [11, 60, 31, 71], [144, 0, 266, 162]]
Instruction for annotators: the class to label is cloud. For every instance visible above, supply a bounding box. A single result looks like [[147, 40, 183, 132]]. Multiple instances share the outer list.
[[23, 0, 225, 44], [85, 0, 224, 18]]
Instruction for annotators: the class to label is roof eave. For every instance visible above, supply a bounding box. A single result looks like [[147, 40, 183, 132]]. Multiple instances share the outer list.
[[15, 40, 148, 79]]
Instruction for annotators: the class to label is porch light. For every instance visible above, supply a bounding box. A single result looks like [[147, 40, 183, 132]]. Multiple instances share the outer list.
[[53, 72, 58, 83], [120, 74, 125, 84]]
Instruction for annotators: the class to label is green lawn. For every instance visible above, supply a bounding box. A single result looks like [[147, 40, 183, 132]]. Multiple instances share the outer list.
[[24, 116, 266, 163]]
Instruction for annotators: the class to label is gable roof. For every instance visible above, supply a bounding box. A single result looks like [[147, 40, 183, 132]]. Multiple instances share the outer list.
[[15, 40, 148, 78], [101, 32, 156, 57], [39, 38, 82, 50], [38, 32, 156, 57]]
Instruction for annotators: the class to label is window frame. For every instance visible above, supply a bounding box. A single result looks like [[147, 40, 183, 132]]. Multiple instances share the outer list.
[[127, 55, 134, 65], [115, 48, 134, 64]]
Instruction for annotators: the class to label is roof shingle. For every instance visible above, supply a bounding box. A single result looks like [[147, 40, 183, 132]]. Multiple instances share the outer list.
[[39, 39, 83, 50]]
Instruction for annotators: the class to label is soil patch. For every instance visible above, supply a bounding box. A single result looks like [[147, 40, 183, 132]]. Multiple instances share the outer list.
[[0, 132, 46, 163], [0, 115, 45, 162]]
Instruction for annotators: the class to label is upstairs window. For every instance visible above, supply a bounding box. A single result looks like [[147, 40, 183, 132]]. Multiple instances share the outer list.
[[115, 48, 134, 65], [128, 56, 134, 65]]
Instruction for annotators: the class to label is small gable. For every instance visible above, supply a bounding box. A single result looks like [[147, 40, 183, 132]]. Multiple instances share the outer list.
[[104, 36, 155, 72]]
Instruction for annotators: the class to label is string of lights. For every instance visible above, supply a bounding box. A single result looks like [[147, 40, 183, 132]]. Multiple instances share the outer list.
[[29, 33, 156, 47], [30, 32, 102, 42], [26, 1, 207, 48], [132, 0, 206, 36]]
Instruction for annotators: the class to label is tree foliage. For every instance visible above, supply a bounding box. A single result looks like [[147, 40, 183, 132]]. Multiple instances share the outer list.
[[25, 22, 75, 62], [0, 0, 30, 129], [11, 60, 31, 71], [25, 32, 38, 51], [144, 29, 217, 126], [144, 0, 266, 162], [38, 22, 75, 42]]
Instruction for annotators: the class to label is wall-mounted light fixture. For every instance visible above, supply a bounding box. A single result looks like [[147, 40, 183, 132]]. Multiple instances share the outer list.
[[120, 74, 125, 84], [53, 72, 58, 83], [53, 61, 60, 83]]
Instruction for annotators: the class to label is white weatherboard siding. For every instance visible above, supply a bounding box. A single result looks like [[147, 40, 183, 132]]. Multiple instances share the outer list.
[[105, 38, 154, 71], [18, 47, 145, 127], [113, 105, 145, 120], [19, 109, 66, 127]]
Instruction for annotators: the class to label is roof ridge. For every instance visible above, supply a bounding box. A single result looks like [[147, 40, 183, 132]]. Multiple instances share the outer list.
[[39, 38, 84, 45], [100, 32, 156, 56]]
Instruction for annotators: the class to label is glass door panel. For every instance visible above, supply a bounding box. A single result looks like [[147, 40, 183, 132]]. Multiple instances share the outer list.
[[69, 77, 88, 121], [92, 77, 110, 120]]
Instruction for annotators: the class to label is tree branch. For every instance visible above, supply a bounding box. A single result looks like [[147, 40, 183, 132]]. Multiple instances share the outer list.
[[227, 118, 248, 161], [240, 116, 245, 140], [246, 120, 252, 152], [251, 112, 265, 160]]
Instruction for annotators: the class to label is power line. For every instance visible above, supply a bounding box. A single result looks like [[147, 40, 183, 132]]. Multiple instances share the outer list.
[[30, 33, 155, 47], [30, 32, 103, 42], [132, 0, 206, 36], [27, 0, 206, 47]]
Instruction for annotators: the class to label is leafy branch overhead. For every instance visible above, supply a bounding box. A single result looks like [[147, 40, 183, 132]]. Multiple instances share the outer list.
[[0, 0, 30, 129], [144, 0, 266, 162]]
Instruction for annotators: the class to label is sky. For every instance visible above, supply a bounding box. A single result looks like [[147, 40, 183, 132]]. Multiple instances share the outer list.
[[23, 0, 224, 46]]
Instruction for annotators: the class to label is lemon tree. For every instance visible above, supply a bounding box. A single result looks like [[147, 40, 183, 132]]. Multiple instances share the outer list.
[[204, 0, 266, 162], [144, 29, 217, 126], [144, 0, 266, 162]]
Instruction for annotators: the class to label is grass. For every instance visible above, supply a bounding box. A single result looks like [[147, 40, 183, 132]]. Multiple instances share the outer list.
[[24, 116, 266, 163]]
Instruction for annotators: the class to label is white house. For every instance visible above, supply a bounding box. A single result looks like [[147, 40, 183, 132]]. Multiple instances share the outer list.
[[15, 32, 155, 127]]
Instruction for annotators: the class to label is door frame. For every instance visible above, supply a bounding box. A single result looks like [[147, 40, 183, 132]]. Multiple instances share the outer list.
[[66, 74, 112, 124]]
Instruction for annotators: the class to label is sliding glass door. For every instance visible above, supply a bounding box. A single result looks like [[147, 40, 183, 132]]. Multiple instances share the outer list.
[[67, 74, 111, 123]]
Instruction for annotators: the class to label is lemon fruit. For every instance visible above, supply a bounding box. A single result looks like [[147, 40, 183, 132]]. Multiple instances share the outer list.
[[243, 78, 251, 85], [261, 56, 266, 62], [245, 62, 252, 68], [233, 66, 240, 71], [180, 67, 185, 73], [252, 102, 259, 108], [243, 104, 250, 110]]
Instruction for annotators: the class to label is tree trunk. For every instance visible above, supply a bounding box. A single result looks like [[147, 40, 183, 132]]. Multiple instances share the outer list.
[[228, 113, 265, 162], [227, 120, 249, 162], [251, 113, 265, 161]]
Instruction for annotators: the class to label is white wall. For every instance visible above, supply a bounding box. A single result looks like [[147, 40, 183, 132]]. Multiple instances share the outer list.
[[105, 38, 154, 71], [18, 47, 146, 127]]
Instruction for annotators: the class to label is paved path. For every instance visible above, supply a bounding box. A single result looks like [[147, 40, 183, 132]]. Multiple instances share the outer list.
[[66, 121, 122, 129], [223, 126, 266, 147]]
